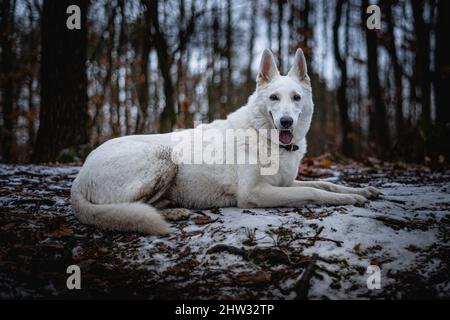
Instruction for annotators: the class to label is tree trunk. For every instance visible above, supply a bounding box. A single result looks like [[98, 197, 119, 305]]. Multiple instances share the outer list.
[[149, 0, 176, 133], [245, 1, 257, 84], [267, 2, 273, 49], [412, 0, 431, 127], [224, 0, 234, 115], [382, 1, 404, 137], [207, 7, 220, 122], [135, 1, 152, 133], [362, 0, 390, 158], [434, 0, 450, 161], [0, 0, 16, 162], [158, 54, 176, 133], [277, 0, 284, 72], [301, 0, 311, 64], [333, 0, 354, 157], [32, 0, 89, 163]]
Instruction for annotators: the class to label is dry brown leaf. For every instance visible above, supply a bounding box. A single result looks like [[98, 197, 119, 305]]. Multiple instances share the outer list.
[[47, 224, 73, 238], [1, 223, 15, 231], [193, 215, 213, 225], [353, 243, 361, 255], [235, 270, 271, 284], [319, 159, 332, 169]]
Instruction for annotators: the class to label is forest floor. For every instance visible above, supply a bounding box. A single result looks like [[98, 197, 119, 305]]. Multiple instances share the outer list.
[[0, 156, 449, 299]]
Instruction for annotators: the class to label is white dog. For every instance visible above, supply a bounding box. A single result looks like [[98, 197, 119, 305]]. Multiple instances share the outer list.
[[71, 48, 380, 235]]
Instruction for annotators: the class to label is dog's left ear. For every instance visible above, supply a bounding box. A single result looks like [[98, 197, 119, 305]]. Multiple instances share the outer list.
[[288, 48, 308, 82]]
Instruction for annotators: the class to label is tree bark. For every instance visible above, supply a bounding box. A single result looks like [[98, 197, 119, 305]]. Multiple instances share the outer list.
[[207, 7, 220, 123], [277, 0, 284, 72], [135, 0, 152, 133], [148, 0, 176, 133], [434, 0, 450, 161], [382, 1, 404, 137], [362, 0, 390, 158], [0, 0, 16, 162], [31, 0, 89, 163], [148, 0, 200, 132], [412, 0, 431, 127], [301, 0, 311, 64], [245, 1, 257, 84], [333, 0, 354, 157], [223, 0, 234, 116]]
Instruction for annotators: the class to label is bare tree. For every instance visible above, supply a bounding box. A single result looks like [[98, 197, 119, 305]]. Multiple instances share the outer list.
[[0, 0, 16, 162], [147, 0, 203, 133], [223, 0, 234, 116], [412, 0, 431, 128], [207, 6, 220, 122], [133, 1, 152, 133], [333, 0, 354, 157], [382, 0, 404, 137], [32, 0, 90, 162], [434, 0, 450, 160], [276, 0, 285, 72], [245, 1, 257, 84], [362, 0, 390, 157]]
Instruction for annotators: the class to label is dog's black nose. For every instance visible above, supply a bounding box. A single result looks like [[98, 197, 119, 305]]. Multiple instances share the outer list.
[[280, 116, 293, 128]]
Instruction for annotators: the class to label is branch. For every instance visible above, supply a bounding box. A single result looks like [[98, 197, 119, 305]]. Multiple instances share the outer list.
[[171, 9, 206, 58], [294, 253, 318, 300]]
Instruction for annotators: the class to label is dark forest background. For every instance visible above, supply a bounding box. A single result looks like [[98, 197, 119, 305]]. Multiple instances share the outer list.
[[0, 0, 449, 165]]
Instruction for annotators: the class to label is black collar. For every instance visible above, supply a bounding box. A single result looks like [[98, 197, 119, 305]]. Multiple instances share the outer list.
[[280, 144, 299, 152]]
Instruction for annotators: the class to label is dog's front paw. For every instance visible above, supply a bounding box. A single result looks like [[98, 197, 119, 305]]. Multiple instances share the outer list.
[[362, 186, 383, 199], [339, 194, 369, 206]]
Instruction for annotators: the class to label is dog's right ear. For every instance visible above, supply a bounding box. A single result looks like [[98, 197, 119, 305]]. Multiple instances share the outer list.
[[256, 49, 280, 86]]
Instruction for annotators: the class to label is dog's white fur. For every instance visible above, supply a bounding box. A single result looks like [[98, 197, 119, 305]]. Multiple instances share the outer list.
[[71, 49, 380, 235]]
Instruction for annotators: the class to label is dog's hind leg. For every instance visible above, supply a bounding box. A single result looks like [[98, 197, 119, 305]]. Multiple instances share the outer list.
[[71, 145, 179, 235], [160, 208, 191, 221]]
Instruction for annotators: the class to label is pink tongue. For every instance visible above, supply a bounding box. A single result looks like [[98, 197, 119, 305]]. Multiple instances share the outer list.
[[279, 131, 294, 145]]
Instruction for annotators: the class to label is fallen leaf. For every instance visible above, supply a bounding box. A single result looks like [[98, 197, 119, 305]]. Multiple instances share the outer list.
[[47, 223, 73, 238], [353, 243, 361, 255], [193, 215, 213, 225], [1, 223, 15, 231], [319, 159, 332, 169], [235, 270, 271, 284]]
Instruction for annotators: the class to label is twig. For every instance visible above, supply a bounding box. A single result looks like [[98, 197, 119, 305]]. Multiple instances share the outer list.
[[294, 254, 318, 300], [295, 235, 343, 247], [316, 265, 340, 279], [206, 244, 247, 256]]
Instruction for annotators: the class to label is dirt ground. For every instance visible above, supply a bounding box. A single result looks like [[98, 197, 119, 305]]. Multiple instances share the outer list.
[[0, 157, 449, 299]]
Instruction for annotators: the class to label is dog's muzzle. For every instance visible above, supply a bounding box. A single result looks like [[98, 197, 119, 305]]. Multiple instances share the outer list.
[[269, 111, 294, 145]]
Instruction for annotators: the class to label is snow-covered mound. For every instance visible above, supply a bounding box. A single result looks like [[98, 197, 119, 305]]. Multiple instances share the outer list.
[[0, 162, 448, 299]]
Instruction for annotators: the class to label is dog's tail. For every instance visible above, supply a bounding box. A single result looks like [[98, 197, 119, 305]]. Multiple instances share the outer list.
[[70, 182, 171, 235]]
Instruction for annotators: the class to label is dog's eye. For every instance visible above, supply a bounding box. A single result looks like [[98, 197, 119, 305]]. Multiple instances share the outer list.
[[269, 94, 279, 101], [293, 94, 301, 101]]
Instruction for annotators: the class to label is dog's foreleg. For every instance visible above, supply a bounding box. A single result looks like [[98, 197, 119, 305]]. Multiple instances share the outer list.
[[245, 185, 368, 207], [290, 180, 381, 199]]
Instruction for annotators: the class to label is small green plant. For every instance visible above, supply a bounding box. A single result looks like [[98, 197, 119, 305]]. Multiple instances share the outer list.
[[242, 227, 257, 246], [265, 227, 294, 248]]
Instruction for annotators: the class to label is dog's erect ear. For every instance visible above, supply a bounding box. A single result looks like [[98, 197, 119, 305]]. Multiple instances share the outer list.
[[288, 48, 308, 81], [257, 49, 280, 86]]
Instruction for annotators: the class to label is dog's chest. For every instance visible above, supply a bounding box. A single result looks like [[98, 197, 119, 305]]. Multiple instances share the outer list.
[[262, 151, 301, 187]]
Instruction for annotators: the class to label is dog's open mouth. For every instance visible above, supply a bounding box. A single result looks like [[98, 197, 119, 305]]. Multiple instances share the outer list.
[[269, 111, 294, 145], [279, 130, 294, 145]]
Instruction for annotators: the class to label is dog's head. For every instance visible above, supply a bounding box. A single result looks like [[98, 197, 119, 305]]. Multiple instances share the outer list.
[[251, 48, 314, 146]]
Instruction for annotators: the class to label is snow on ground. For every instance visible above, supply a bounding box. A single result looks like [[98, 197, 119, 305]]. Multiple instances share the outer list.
[[0, 161, 449, 299]]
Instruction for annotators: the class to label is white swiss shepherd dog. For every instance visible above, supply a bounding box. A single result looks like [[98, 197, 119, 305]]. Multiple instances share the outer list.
[[71, 48, 381, 235]]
